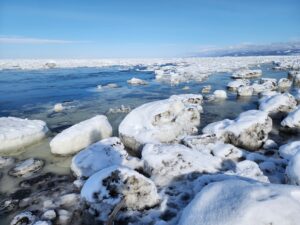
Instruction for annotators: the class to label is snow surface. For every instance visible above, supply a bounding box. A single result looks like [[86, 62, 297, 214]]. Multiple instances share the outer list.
[[50, 115, 112, 155], [0, 117, 48, 153], [179, 179, 300, 225]]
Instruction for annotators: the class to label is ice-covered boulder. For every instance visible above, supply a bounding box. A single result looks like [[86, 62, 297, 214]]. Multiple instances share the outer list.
[[213, 90, 227, 99], [71, 137, 141, 178], [0, 117, 48, 153], [227, 79, 249, 91], [179, 179, 300, 225], [279, 141, 300, 160], [142, 143, 222, 186], [127, 77, 147, 85], [50, 115, 112, 155], [281, 106, 300, 131], [81, 166, 160, 220], [119, 94, 203, 154], [203, 110, 272, 150], [286, 151, 300, 185], [232, 69, 262, 79], [237, 85, 254, 96], [278, 78, 292, 89], [259, 93, 297, 116]]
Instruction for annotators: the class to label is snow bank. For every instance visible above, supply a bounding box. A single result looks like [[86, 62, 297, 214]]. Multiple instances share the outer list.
[[179, 179, 300, 225], [50, 115, 112, 155], [203, 110, 272, 150], [142, 143, 222, 186], [0, 117, 48, 153], [119, 94, 203, 154], [71, 137, 141, 178]]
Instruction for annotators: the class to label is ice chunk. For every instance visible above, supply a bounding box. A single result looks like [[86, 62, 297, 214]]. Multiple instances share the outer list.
[[142, 143, 222, 186], [179, 179, 300, 225], [8, 158, 44, 177], [281, 106, 300, 130], [279, 141, 300, 160], [232, 69, 262, 79], [286, 151, 300, 185], [0, 117, 48, 153], [71, 137, 141, 178], [119, 94, 203, 154], [213, 90, 227, 99], [278, 78, 292, 89], [50, 115, 112, 155], [81, 166, 160, 221], [203, 110, 272, 150], [259, 93, 297, 115], [127, 77, 147, 85], [237, 85, 254, 96], [227, 79, 249, 91]]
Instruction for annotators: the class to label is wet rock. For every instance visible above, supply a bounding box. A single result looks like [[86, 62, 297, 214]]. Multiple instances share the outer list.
[[58, 209, 72, 225], [119, 94, 203, 154], [57, 193, 79, 208], [42, 210, 56, 220], [9, 158, 44, 177], [107, 105, 131, 113]]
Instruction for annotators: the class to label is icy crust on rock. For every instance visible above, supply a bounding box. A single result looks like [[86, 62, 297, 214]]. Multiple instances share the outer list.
[[232, 69, 262, 79], [203, 110, 272, 150], [227, 79, 250, 91], [259, 93, 297, 115], [50, 115, 112, 155], [279, 141, 300, 160], [81, 166, 160, 220], [119, 94, 203, 153], [286, 151, 300, 185], [179, 179, 300, 225], [281, 106, 300, 129], [71, 137, 141, 178], [0, 117, 48, 153], [237, 85, 254, 96], [142, 143, 222, 186]]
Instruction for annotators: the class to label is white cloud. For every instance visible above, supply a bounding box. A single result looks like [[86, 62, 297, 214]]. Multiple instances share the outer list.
[[0, 36, 87, 44]]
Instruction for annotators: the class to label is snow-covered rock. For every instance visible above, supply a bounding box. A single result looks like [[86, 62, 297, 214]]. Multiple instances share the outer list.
[[8, 158, 44, 177], [10, 211, 36, 225], [142, 143, 222, 186], [281, 106, 300, 131], [50, 115, 112, 155], [213, 90, 227, 99], [237, 85, 254, 96], [71, 137, 141, 178], [263, 139, 278, 150], [232, 69, 262, 79], [179, 179, 300, 225], [286, 151, 300, 185], [81, 166, 160, 221], [127, 77, 147, 85], [203, 110, 272, 150], [287, 70, 300, 80], [259, 93, 297, 116], [119, 94, 203, 153], [294, 74, 300, 86], [227, 79, 249, 91], [279, 141, 300, 160], [0, 117, 48, 153], [278, 78, 292, 89]]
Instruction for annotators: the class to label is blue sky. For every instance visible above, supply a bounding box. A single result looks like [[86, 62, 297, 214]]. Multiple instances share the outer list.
[[0, 0, 299, 58]]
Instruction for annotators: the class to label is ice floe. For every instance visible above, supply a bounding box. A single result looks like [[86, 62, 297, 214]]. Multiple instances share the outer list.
[[227, 79, 249, 91], [232, 69, 262, 79], [213, 90, 227, 99], [50, 115, 112, 155]]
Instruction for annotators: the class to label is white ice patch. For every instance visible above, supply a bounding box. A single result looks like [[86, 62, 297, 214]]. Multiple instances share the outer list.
[[0, 117, 48, 153], [50, 115, 112, 155], [286, 151, 300, 185], [279, 141, 300, 160]]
